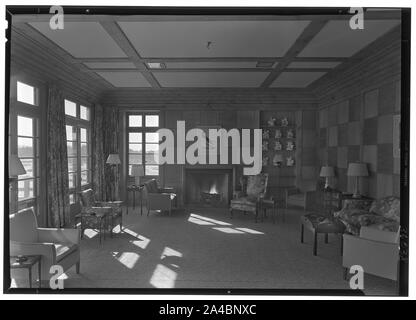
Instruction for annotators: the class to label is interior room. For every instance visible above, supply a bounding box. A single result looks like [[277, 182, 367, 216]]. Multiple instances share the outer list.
[[7, 9, 403, 294]]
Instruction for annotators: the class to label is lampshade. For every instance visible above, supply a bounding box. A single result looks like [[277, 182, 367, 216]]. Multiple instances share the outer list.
[[320, 166, 335, 177], [9, 154, 26, 177], [347, 163, 369, 177], [106, 154, 121, 165], [131, 164, 144, 177]]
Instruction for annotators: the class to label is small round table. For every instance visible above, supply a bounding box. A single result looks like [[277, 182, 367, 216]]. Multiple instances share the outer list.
[[127, 185, 144, 215]]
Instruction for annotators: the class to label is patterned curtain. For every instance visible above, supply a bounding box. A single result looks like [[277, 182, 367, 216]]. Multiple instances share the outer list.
[[103, 107, 120, 201], [91, 104, 105, 200], [46, 85, 70, 227]]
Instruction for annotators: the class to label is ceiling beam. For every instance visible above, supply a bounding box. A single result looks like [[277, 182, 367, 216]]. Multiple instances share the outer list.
[[75, 56, 348, 63], [99, 21, 161, 88], [10, 11, 401, 23], [12, 24, 114, 93], [260, 20, 329, 88], [85, 67, 334, 73]]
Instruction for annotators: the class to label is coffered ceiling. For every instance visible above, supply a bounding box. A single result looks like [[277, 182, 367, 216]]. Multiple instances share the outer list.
[[12, 11, 401, 89]]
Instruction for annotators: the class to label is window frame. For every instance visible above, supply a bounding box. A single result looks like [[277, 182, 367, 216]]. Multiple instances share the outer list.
[[9, 77, 46, 218], [65, 100, 92, 204], [126, 111, 160, 178]]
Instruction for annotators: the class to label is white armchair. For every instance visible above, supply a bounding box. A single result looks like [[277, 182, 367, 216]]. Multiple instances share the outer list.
[[342, 226, 400, 281], [10, 208, 80, 286]]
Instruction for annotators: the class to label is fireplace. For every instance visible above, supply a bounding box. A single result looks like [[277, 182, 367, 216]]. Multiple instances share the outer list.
[[185, 168, 233, 207]]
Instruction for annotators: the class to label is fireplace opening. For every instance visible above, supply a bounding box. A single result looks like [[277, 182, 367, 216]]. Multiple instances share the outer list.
[[185, 169, 232, 207]]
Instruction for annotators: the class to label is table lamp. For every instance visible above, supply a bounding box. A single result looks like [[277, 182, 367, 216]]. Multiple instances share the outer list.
[[131, 164, 144, 186], [320, 166, 335, 190], [347, 162, 368, 198]]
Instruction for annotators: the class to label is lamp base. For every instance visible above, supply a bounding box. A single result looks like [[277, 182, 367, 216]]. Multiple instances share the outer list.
[[135, 177, 141, 186]]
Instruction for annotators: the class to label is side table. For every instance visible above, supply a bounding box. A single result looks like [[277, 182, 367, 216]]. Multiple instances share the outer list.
[[260, 198, 278, 223], [10, 255, 41, 288], [127, 185, 144, 215]]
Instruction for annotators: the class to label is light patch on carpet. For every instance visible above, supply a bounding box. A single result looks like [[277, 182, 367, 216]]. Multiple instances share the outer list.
[[188, 216, 215, 225], [83, 229, 98, 238], [113, 252, 140, 269], [161, 247, 183, 259], [130, 237, 151, 249], [150, 264, 177, 288], [213, 227, 245, 234], [235, 227, 264, 235], [190, 213, 232, 226]]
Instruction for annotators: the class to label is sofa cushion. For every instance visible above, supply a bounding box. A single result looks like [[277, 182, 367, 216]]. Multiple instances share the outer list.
[[369, 196, 400, 222], [55, 243, 78, 262], [359, 226, 400, 244], [335, 209, 371, 235]]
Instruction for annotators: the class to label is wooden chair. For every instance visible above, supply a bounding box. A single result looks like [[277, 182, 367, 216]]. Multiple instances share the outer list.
[[230, 173, 268, 222], [143, 179, 177, 216]]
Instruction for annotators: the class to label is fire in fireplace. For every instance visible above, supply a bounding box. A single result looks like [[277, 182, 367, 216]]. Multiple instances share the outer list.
[[185, 169, 232, 207]]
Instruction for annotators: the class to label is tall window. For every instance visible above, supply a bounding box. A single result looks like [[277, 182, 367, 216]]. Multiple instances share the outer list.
[[127, 113, 159, 176], [17, 115, 40, 203], [11, 80, 42, 215], [65, 99, 91, 203]]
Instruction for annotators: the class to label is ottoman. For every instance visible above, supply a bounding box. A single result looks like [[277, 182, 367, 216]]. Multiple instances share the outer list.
[[300, 213, 346, 256]]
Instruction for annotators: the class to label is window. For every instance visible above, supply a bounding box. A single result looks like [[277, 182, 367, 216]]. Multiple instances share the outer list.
[[65, 101, 91, 203], [65, 99, 77, 117], [127, 113, 159, 176], [17, 81, 37, 106], [17, 115, 40, 203]]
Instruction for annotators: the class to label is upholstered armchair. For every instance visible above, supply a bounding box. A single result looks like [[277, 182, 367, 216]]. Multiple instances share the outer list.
[[10, 208, 80, 285], [143, 179, 177, 216], [79, 189, 123, 236], [230, 173, 268, 222], [285, 185, 319, 211]]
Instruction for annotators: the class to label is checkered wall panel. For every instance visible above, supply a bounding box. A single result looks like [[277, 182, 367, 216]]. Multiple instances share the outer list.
[[318, 80, 401, 199]]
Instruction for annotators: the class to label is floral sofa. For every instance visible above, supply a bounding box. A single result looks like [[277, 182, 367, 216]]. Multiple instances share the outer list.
[[334, 196, 400, 236]]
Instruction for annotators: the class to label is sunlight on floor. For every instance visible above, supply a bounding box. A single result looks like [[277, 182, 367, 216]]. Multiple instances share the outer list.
[[188, 216, 215, 225], [190, 213, 232, 226], [83, 229, 98, 238], [188, 213, 265, 235], [112, 252, 140, 269], [161, 247, 183, 259], [124, 228, 151, 249], [149, 264, 177, 288], [235, 227, 264, 235], [213, 227, 245, 234]]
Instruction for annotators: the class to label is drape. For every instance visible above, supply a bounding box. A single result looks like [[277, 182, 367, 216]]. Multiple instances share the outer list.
[[103, 107, 120, 201], [92, 106, 120, 202], [46, 85, 71, 227], [91, 104, 106, 200]]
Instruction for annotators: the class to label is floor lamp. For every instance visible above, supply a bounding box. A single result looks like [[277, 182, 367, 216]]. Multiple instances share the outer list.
[[106, 154, 121, 201]]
